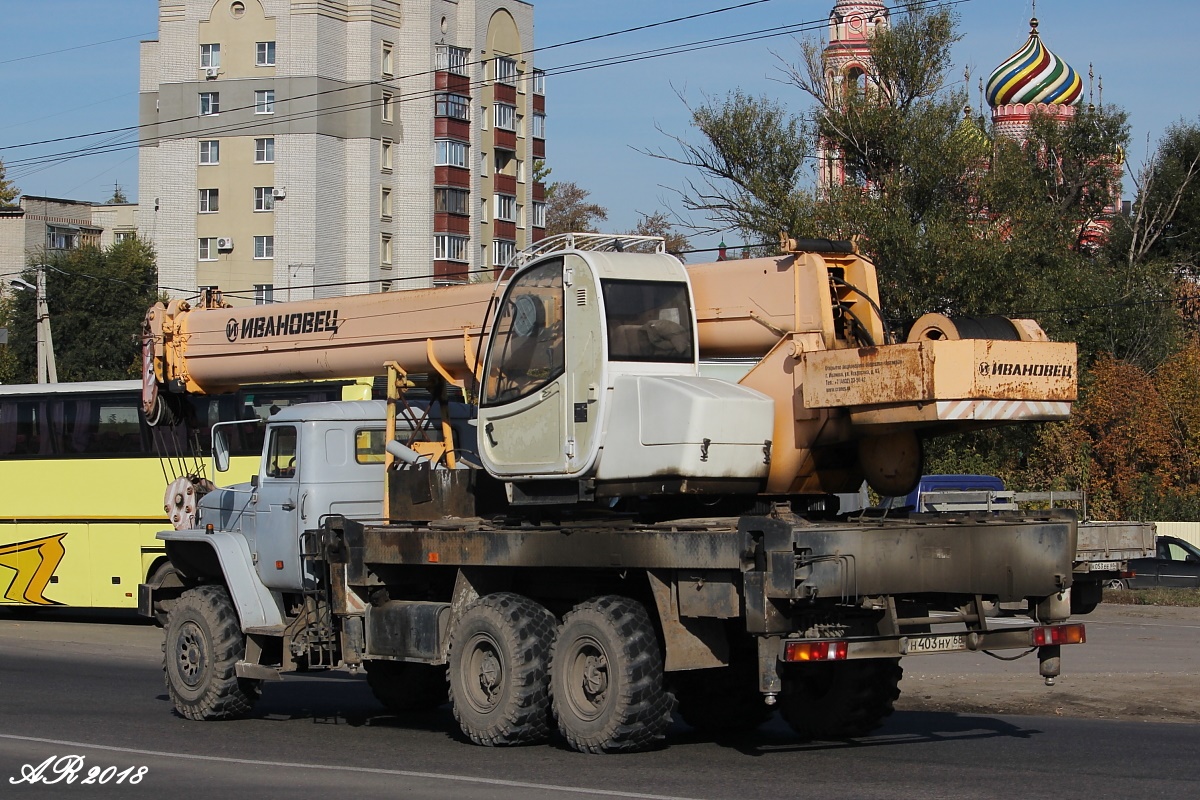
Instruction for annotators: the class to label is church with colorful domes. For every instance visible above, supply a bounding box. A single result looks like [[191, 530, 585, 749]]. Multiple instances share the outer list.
[[817, 0, 1122, 233]]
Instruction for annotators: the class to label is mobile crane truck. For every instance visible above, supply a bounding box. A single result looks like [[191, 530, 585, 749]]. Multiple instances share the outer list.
[[140, 234, 1085, 753]]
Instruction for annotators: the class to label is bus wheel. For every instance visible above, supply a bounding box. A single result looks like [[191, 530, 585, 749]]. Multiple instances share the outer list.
[[550, 596, 674, 754], [365, 661, 447, 713], [447, 592, 556, 746], [779, 658, 902, 741], [163, 585, 260, 720]]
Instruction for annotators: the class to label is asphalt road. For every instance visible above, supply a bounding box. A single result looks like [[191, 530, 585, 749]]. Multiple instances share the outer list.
[[2, 607, 1200, 800]]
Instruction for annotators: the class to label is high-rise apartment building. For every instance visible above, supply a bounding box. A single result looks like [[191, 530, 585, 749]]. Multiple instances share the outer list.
[[138, 0, 546, 304]]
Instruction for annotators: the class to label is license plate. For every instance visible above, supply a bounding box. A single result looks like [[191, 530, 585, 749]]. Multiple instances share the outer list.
[[1088, 561, 1120, 572], [904, 634, 966, 655]]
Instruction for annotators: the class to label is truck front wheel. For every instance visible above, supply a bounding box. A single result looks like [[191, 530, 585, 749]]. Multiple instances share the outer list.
[[447, 592, 556, 746], [163, 585, 260, 720], [550, 596, 674, 754], [779, 658, 901, 741]]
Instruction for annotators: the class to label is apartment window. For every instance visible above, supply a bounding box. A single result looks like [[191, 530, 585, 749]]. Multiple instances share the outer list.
[[199, 140, 219, 164], [199, 92, 219, 116], [493, 239, 516, 267], [494, 193, 516, 222], [255, 90, 275, 114], [200, 43, 220, 69], [532, 112, 546, 139], [254, 187, 275, 212], [254, 284, 274, 305], [435, 187, 469, 215], [434, 234, 469, 262], [381, 280, 393, 292], [435, 45, 471, 76], [199, 238, 218, 261], [254, 235, 274, 259], [381, 138, 393, 171], [256, 41, 276, 66], [479, 151, 489, 177], [493, 102, 516, 132], [47, 226, 78, 250], [381, 233, 392, 266], [381, 41, 393, 78], [479, 197, 488, 224], [532, 69, 546, 95], [435, 93, 470, 121], [255, 137, 275, 163], [516, 203, 525, 228], [515, 159, 525, 183], [381, 91, 393, 123], [533, 201, 547, 228], [494, 56, 517, 86], [480, 105, 488, 131], [495, 149, 514, 175], [381, 186, 392, 219], [434, 139, 468, 168], [198, 188, 219, 213], [114, 231, 136, 244]]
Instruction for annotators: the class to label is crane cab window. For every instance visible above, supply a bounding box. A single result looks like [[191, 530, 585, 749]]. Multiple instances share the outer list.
[[266, 426, 298, 478], [601, 280, 694, 362], [483, 260, 564, 406]]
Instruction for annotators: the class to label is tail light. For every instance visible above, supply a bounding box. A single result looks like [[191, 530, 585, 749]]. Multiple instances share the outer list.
[[1032, 623, 1086, 646], [783, 640, 848, 662]]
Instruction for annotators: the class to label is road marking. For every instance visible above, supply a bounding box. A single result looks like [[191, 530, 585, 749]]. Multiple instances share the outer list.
[[0, 733, 702, 800]]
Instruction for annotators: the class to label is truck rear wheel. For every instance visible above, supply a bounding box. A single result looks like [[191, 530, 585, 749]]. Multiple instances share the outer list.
[[779, 658, 901, 741], [365, 661, 447, 713], [550, 595, 674, 754], [447, 592, 556, 746], [163, 585, 260, 720]]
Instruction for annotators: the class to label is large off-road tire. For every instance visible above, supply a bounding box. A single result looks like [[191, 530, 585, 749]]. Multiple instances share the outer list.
[[447, 592, 556, 746], [673, 662, 774, 734], [550, 595, 674, 754], [365, 660, 448, 713], [163, 585, 260, 720], [779, 658, 902, 741]]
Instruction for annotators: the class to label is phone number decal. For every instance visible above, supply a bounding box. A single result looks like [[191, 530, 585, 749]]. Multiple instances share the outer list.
[[10, 755, 147, 785]]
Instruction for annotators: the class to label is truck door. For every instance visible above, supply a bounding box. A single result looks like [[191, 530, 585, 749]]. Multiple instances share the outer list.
[[254, 423, 304, 591], [478, 259, 569, 475]]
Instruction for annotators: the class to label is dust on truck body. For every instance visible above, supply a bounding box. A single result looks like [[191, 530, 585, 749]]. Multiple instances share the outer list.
[[142, 234, 1085, 753]]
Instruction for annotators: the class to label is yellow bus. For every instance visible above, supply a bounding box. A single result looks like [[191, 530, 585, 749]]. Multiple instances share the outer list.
[[0, 378, 371, 610]]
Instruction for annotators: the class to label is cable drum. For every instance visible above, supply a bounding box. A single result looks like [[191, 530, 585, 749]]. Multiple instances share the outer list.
[[906, 313, 1023, 343]]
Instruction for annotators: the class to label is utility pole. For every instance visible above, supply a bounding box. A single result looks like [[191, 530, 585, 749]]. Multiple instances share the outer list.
[[10, 266, 57, 383], [35, 265, 57, 384]]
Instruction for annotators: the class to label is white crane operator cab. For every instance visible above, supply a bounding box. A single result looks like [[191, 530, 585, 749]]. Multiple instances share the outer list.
[[476, 240, 774, 501]]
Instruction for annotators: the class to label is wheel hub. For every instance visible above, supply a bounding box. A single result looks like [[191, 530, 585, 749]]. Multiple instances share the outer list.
[[176, 621, 207, 687]]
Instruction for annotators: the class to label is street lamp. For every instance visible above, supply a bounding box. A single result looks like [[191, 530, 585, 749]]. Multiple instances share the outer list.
[[9, 266, 57, 384]]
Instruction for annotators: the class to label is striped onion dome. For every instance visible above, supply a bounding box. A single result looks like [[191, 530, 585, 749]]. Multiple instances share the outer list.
[[986, 18, 1082, 107]]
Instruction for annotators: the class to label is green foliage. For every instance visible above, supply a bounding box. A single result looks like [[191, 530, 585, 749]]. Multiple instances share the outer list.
[[628, 211, 690, 261], [643, 90, 811, 238], [0, 158, 18, 207], [107, 183, 129, 204], [6, 237, 159, 383], [544, 181, 608, 236]]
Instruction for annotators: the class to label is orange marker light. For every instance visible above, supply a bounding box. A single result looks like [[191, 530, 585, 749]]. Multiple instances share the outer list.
[[1032, 623, 1086, 646], [428, 552, 440, 563], [784, 640, 848, 662], [275, 560, 284, 570]]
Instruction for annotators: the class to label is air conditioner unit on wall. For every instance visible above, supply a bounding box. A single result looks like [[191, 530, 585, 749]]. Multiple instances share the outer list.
[[204, 67, 219, 79], [272, 188, 286, 200], [216, 237, 234, 250]]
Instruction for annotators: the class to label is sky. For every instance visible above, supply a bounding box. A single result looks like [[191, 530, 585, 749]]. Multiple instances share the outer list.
[[1, 0, 1197, 254]]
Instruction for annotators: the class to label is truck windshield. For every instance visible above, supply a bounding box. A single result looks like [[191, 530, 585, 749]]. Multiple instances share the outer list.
[[601, 279, 694, 363]]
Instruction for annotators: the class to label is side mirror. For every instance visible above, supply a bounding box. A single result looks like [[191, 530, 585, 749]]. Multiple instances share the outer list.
[[212, 425, 231, 473]]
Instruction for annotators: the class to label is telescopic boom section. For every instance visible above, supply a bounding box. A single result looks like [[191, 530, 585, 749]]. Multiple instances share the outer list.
[[143, 283, 495, 405]]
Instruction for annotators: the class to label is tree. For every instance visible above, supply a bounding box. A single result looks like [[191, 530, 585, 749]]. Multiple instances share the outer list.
[[6, 237, 159, 383], [629, 211, 691, 261], [544, 181, 608, 236], [0, 158, 18, 208], [108, 183, 129, 204], [643, 90, 811, 239]]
